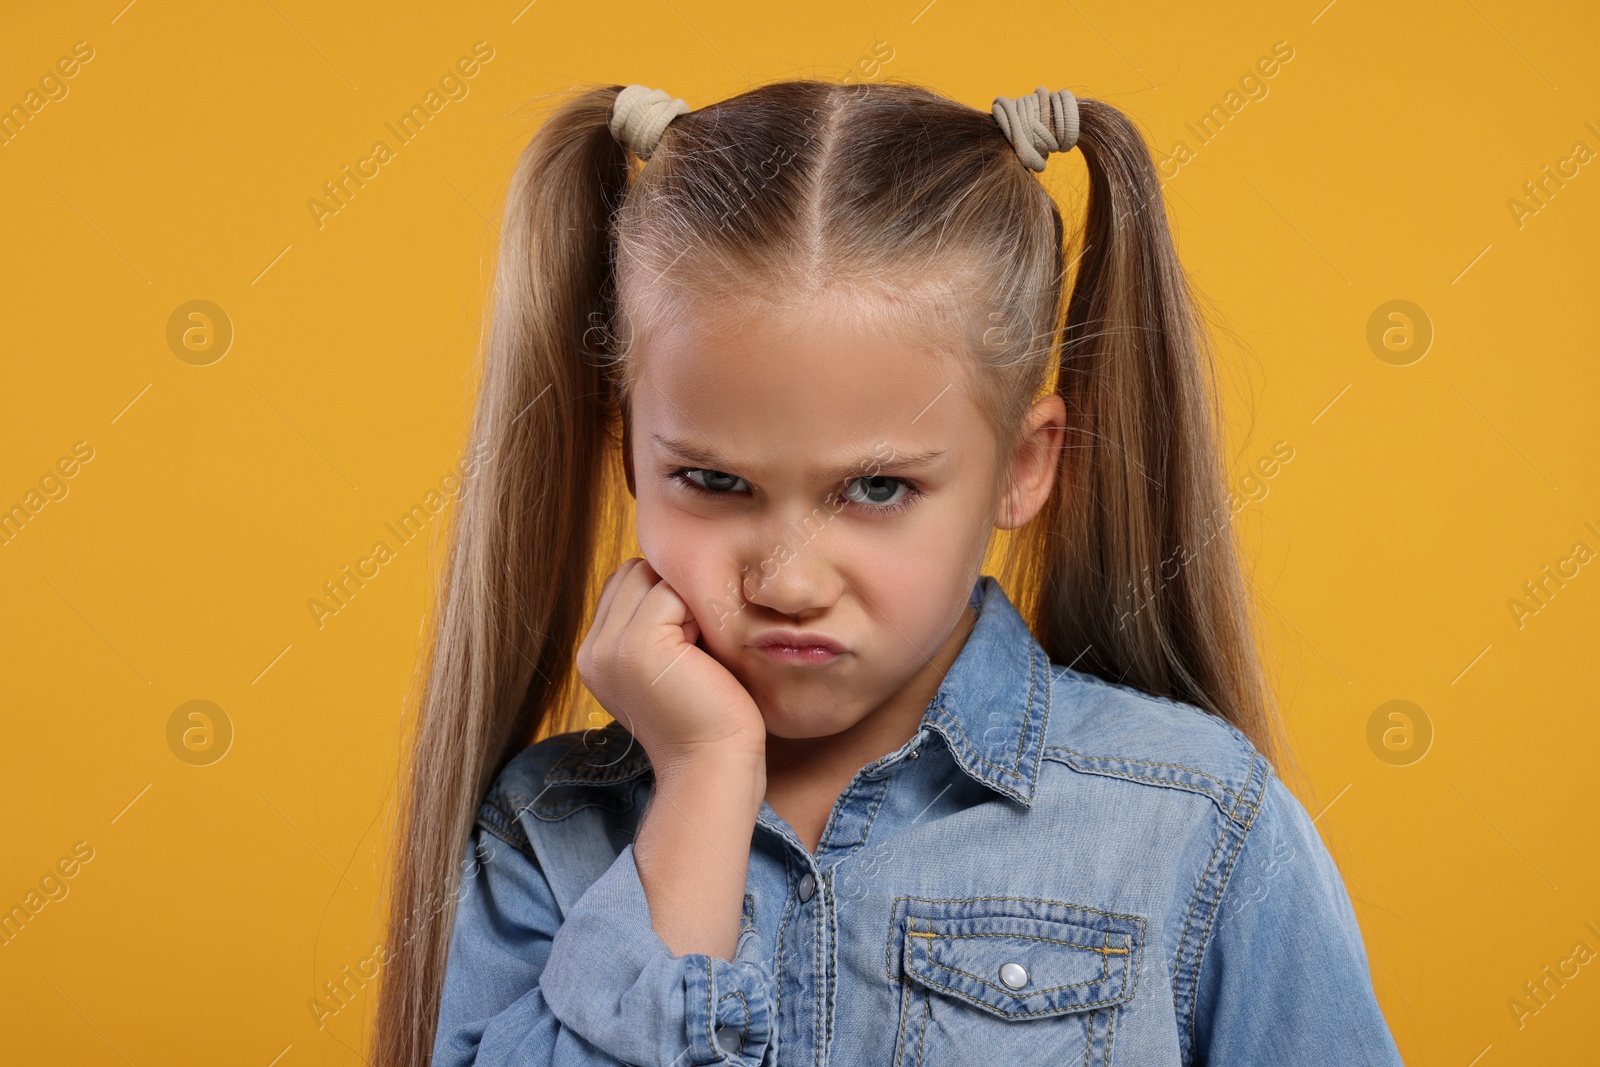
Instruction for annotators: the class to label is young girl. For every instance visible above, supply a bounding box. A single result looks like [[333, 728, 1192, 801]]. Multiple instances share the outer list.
[[372, 80, 1405, 1066]]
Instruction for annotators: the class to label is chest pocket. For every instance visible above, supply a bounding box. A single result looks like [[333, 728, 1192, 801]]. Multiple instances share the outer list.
[[886, 896, 1144, 1067]]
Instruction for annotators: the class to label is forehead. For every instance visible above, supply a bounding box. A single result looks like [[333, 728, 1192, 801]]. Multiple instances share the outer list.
[[627, 291, 985, 470]]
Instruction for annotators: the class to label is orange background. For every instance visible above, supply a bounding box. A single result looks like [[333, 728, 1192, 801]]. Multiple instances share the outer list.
[[2, 1, 1596, 1063]]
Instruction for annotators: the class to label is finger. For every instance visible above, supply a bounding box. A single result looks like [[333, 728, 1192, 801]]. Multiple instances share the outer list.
[[589, 557, 645, 635], [628, 571, 696, 651], [597, 556, 662, 647]]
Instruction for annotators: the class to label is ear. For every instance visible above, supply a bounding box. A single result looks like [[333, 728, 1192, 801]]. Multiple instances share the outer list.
[[621, 400, 637, 499], [994, 393, 1065, 530]]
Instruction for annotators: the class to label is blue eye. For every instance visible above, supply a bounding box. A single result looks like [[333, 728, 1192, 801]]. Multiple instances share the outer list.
[[841, 475, 914, 509], [668, 468, 924, 516]]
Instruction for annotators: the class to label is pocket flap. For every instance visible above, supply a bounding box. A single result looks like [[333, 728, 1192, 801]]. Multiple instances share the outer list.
[[889, 897, 1144, 1020]]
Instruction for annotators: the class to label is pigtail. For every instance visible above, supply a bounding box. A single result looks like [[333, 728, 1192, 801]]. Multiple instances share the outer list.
[[1030, 99, 1292, 777], [370, 85, 633, 1067]]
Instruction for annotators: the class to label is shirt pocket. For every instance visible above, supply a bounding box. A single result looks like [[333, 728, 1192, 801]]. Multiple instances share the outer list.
[[885, 896, 1144, 1067]]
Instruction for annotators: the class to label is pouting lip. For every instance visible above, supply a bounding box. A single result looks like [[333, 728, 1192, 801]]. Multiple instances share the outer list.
[[747, 629, 847, 655]]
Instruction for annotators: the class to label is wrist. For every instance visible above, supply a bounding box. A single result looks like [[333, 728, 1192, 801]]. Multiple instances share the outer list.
[[652, 743, 767, 807]]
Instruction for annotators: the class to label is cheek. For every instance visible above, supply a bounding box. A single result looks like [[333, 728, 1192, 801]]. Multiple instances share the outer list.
[[636, 498, 731, 614]]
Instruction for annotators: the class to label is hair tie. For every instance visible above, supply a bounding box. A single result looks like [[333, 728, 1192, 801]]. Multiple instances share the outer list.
[[992, 87, 1079, 172], [610, 84, 689, 161]]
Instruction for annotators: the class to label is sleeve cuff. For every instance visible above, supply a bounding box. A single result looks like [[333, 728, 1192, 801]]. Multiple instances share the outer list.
[[540, 844, 776, 1066]]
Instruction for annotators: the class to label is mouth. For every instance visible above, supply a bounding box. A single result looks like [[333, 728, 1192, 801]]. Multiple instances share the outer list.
[[748, 629, 847, 667]]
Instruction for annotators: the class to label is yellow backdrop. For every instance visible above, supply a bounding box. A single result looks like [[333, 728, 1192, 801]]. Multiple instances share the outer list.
[[2, 1, 1595, 1063]]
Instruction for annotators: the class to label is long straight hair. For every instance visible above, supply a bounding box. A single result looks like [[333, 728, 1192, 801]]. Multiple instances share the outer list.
[[371, 78, 1291, 1066]]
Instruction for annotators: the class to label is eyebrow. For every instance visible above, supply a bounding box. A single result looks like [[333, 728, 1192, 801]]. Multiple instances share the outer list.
[[652, 433, 946, 483]]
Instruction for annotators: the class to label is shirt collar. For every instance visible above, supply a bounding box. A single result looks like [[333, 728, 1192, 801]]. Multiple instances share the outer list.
[[860, 574, 1050, 806], [543, 575, 1050, 806]]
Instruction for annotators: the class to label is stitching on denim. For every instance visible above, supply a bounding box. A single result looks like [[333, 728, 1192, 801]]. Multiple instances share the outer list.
[[832, 774, 891, 864], [476, 798, 537, 860], [885, 899, 901, 982], [907, 933, 1121, 996], [913, 984, 931, 1064], [1082, 1007, 1093, 1067], [704, 956, 715, 1061], [541, 724, 651, 785], [1044, 745, 1239, 797], [474, 816, 535, 860], [929, 707, 1024, 781], [905, 961, 1133, 1017], [1169, 764, 1241, 988], [823, 869, 838, 1062], [886, 895, 1145, 1000], [1040, 747, 1262, 823], [1104, 996, 1117, 1065], [892, 958, 911, 1067], [813, 862, 823, 1067], [892, 894, 1146, 924], [774, 866, 794, 1023], [907, 929, 1130, 954], [715, 989, 749, 1055], [1171, 753, 1261, 1065], [1185, 755, 1266, 1058]]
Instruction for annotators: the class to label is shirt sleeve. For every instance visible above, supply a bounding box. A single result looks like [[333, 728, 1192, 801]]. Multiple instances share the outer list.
[[432, 806, 778, 1067], [1188, 772, 1406, 1066]]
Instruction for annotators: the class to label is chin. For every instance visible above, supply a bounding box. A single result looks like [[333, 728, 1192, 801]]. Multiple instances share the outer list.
[[748, 685, 859, 740]]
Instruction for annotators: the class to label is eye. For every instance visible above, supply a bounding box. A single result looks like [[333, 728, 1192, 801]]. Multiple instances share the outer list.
[[671, 468, 751, 495], [668, 467, 924, 516], [839, 475, 922, 514]]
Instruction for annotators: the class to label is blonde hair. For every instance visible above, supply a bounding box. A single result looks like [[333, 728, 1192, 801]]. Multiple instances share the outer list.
[[371, 79, 1292, 1066]]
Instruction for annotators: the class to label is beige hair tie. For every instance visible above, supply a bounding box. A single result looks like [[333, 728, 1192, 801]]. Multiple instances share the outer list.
[[610, 84, 689, 160], [992, 87, 1080, 171]]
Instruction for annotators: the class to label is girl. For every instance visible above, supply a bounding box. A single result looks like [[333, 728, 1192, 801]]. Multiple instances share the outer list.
[[373, 80, 1404, 1065]]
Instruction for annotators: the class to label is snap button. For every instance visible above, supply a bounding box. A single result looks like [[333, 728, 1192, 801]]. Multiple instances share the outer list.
[[714, 1025, 741, 1052], [797, 871, 816, 903], [999, 961, 1029, 989], [908, 746, 921, 760]]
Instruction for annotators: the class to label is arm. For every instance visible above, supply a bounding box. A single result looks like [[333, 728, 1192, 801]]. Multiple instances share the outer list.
[[432, 786, 775, 1067], [1188, 773, 1405, 1066]]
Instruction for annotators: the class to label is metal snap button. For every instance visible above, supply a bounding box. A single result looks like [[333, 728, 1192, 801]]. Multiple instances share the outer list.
[[797, 871, 816, 903], [714, 1025, 741, 1052], [999, 962, 1029, 989]]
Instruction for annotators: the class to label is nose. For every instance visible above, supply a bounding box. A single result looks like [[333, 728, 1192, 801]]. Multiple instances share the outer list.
[[738, 519, 844, 620]]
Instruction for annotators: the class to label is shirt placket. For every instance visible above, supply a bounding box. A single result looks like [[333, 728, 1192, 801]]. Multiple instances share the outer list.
[[757, 748, 912, 1067]]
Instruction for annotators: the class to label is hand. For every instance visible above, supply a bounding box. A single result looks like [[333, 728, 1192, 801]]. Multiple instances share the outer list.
[[576, 558, 768, 772]]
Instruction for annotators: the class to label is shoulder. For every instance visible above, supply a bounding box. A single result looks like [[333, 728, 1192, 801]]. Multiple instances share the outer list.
[[1040, 664, 1271, 826], [476, 722, 653, 858]]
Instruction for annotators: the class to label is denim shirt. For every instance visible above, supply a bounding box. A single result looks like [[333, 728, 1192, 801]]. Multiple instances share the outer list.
[[433, 575, 1404, 1066]]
